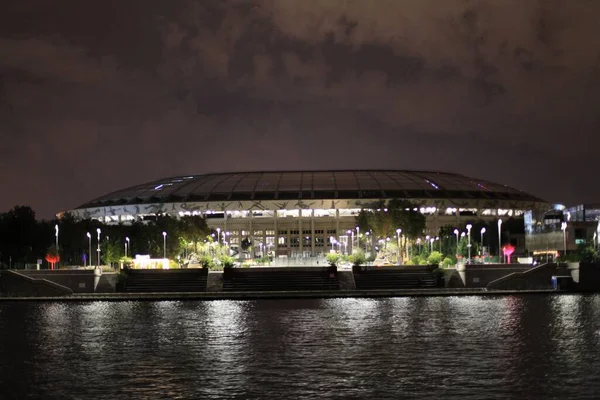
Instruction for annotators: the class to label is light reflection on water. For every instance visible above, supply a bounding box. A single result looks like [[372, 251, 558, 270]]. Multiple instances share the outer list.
[[1, 295, 599, 399]]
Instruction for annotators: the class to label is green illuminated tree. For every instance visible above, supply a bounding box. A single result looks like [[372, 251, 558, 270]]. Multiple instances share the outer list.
[[356, 199, 425, 240]]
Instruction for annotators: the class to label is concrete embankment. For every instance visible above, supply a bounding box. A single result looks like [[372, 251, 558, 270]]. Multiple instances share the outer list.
[[0, 288, 563, 302]]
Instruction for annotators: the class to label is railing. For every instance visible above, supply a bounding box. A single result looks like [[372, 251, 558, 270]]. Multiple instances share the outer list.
[[1, 270, 73, 297], [486, 263, 552, 289]]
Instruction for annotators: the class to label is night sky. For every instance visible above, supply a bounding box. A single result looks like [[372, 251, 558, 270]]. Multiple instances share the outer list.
[[1, 0, 599, 219]]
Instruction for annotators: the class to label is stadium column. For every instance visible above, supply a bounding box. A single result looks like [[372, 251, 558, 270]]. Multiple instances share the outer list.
[[299, 209, 303, 255], [311, 209, 315, 256], [433, 207, 440, 236], [249, 211, 253, 255], [274, 210, 278, 254], [335, 209, 340, 238]]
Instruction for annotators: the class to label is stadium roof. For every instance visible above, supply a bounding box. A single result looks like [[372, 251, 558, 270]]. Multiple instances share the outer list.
[[77, 170, 545, 208]]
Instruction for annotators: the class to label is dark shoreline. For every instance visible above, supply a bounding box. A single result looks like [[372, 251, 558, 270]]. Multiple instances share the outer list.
[[0, 288, 581, 302]]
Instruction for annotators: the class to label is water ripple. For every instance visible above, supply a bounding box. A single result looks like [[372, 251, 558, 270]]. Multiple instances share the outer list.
[[1, 295, 599, 399]]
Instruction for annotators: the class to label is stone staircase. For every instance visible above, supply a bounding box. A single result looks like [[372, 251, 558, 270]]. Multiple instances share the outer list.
[[353, 266, 438, 290], [222, 267, 340, 291], [124, 269, 208, 293]]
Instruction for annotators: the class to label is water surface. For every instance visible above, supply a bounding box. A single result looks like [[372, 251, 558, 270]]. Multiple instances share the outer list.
[[1, 295, 599, 399]]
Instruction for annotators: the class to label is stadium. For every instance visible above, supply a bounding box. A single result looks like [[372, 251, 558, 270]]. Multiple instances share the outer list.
[[68, 170, 548, 257]]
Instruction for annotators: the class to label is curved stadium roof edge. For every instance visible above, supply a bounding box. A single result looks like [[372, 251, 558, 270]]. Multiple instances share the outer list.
[[76, 170, 546, 209]]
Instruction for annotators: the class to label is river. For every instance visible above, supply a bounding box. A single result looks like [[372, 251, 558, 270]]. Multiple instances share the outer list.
[[1, 295, 599, 399]]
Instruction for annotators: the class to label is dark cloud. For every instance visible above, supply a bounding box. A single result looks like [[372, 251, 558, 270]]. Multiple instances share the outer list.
[[0, 0, 599, 218]]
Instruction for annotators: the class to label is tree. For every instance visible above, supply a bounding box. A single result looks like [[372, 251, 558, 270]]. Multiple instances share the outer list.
[[45, 244, 60, 270], [0, 206, 40, 267], [101, 239, 121, 268], [356, 199, 425, 240]]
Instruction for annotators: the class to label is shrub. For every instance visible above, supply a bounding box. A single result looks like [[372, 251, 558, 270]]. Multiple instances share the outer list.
[[116, 269, 129, 285], [220, 255, 235, 268], [119, 256, 134, 269], [442, 257, 455, 268], [410, 255, 424, 265], [427, 251, 443, 266], [349, 250, 366, 266], [419, 259, 429, 265], [199, 255, 214, 269], [431, 267, 446, 286], [257, 256, 271, 265], [326, 253, 341, 267]]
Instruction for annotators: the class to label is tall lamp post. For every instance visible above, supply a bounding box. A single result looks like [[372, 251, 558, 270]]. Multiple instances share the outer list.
[[96, 228, 101, 269], [55, 224, 59, 250], [498, 219, 503, 263], [125, 237, 130, 258], [466, 224, 472, 261], [216, 227, 221, 244], [347, 230, 352, 254], [453, 229, 459, 257], [356, 227, 360, 251], [162, 231, 167, 259], [396, 228, 402, 265], [86, 232, 91, 268], [480, 227, 486, 259], [561, 222, 567, 257]]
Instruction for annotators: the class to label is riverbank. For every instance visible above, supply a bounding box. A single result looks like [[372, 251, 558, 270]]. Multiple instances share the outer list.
[[0, 288, 568, 302]]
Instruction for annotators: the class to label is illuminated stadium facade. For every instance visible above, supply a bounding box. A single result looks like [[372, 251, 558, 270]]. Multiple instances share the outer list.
[[69, 170, 548, 257]]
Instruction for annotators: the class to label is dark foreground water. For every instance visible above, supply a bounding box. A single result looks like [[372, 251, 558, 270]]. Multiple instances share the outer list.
[[1, 295, 600, 399]]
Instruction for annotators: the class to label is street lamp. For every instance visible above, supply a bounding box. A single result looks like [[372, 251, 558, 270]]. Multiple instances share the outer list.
[[480, 227, 486, 258], [365, 231, 370, 253], [162, 231, 167, 259], [430, 237, 434, 253], [453, 229, 459, 257], [125, 237, 130, 258], [347, 230, 352, 254], [55, 224, 59, 250], [96, 228, 101, 269], [356, 226, 360, 250], [498, 219, 503, 263], [216, 227, 221, 244], [86, 232, 91, 268], [466, 224, 472, 261], [561, 222, 567, 257], [396, 228, 402, 265], [330, 236, 335, 251]]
